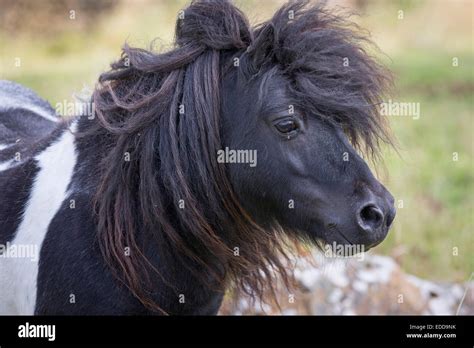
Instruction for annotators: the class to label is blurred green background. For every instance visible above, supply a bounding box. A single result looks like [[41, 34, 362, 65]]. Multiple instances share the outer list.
[[0, 0, 472, 282]]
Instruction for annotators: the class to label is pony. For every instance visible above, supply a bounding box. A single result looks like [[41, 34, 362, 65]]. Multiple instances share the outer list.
[[0, 0, 395, 315]]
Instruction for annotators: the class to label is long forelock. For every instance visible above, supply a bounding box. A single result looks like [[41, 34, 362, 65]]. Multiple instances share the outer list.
[[245, 1, 393, 159]]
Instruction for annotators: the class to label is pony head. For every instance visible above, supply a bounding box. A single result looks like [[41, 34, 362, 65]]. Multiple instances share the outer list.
[[92, 0, 395, 312]]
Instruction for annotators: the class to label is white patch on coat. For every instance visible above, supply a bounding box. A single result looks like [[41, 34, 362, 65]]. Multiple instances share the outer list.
[[0, 94, 58, 123], [0, 159, 15, 171], [0, 140, 22, 171], [0, 143, 12, 151], [0, 123, 77, 314], [23, 104, 59, 123]]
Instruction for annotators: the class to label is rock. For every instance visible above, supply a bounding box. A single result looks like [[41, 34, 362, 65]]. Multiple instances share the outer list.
[[219, 252, 474, 315]]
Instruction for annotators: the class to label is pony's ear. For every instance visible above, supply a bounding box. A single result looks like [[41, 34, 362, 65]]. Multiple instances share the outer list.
[[175, 0, 252, 51]]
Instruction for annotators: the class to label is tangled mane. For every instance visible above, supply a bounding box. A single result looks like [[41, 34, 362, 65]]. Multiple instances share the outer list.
[[92, 0, 392, 313]]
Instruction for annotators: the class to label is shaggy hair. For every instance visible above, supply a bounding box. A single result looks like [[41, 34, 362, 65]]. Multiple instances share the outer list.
[[92, 0, 392, 313]]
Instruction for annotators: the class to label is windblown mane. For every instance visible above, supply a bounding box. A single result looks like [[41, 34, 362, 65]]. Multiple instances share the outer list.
[[92, 0, 392, 313]]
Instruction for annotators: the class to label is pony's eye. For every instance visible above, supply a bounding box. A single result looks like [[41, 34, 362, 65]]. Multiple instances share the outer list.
[[275, 119, 299, 134]]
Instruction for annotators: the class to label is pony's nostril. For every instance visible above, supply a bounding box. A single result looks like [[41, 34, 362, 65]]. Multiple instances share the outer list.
[[358, 204, 384, 232]]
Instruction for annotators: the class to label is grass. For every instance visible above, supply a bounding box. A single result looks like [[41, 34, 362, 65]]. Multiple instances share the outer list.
[[0, 0, 472, 282], [372, 45, 473, 281]]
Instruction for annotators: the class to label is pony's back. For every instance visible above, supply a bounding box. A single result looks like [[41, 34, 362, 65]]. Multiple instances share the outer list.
[[0, 80, 58, 148]]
